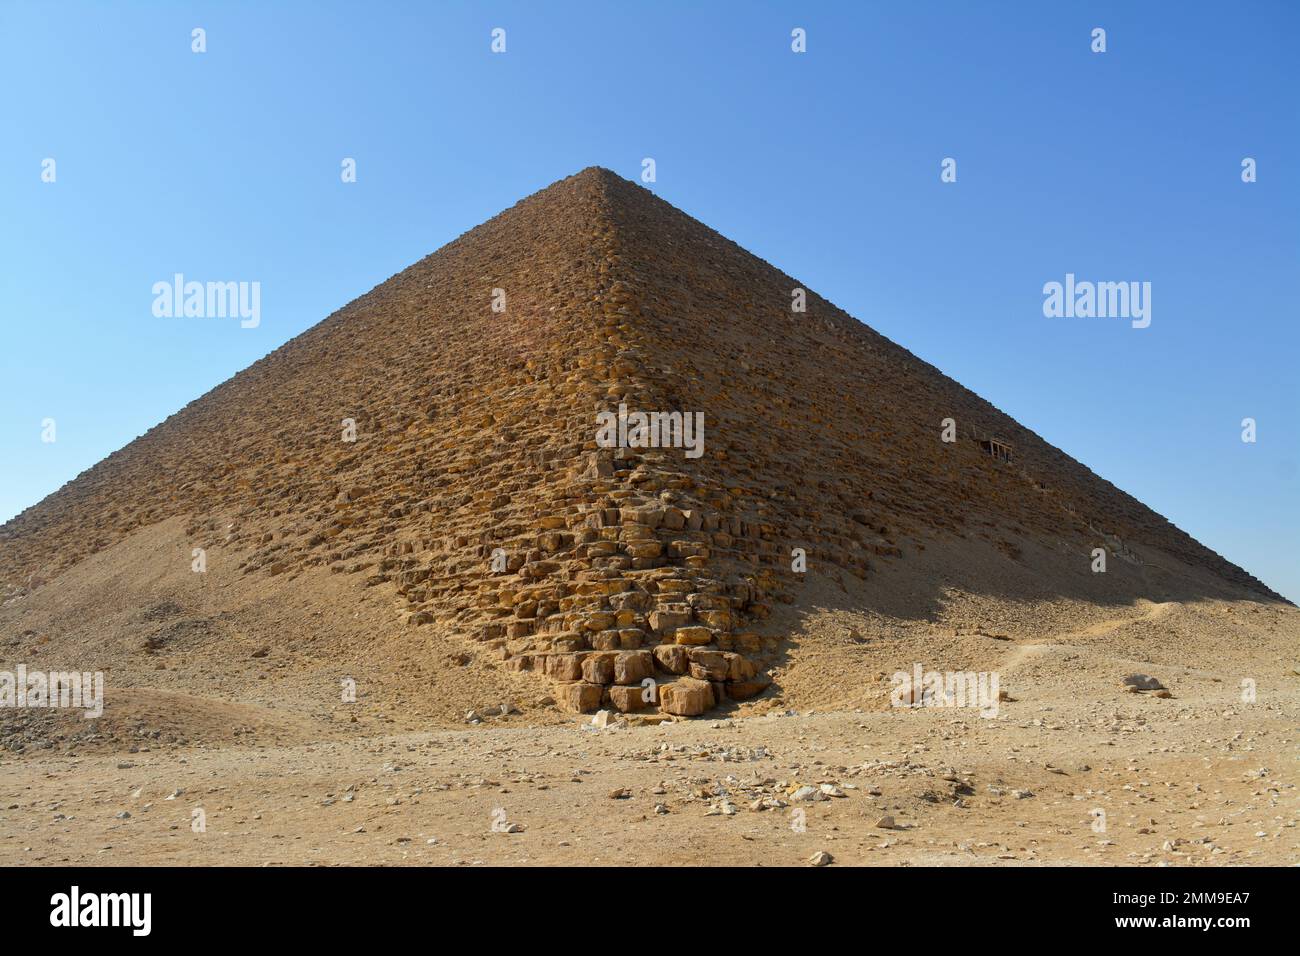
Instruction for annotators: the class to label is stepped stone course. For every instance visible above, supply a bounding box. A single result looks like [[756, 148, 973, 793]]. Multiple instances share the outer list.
[[0, 167, 1282, 716]]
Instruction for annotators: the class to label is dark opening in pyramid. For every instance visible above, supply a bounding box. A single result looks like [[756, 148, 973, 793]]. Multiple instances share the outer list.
[[0, 167, 1282, 716]]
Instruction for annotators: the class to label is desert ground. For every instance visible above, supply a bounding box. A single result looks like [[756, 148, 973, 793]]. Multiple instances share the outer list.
[[1, 517, 1295, 866]]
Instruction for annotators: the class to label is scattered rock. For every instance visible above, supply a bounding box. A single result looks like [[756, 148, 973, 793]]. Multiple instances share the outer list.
[[1122, 674, 1165, 691], [791, 785, 827, 802]]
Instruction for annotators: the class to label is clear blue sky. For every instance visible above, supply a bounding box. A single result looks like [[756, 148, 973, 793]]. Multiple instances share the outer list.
[[1, 1, 1296, 600]]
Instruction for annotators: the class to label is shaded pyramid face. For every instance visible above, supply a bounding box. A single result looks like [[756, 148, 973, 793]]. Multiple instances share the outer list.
[[0, 167, 1281, 716]]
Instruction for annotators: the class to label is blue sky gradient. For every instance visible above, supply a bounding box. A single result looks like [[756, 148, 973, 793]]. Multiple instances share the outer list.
[[1, 1, 1296, 598]]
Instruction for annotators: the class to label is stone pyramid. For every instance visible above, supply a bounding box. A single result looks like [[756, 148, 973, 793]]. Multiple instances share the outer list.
[[0, 167, 1280, 717]]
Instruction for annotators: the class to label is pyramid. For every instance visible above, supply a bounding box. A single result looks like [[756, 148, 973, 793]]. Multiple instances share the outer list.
[[0, 167, 1282, 717]]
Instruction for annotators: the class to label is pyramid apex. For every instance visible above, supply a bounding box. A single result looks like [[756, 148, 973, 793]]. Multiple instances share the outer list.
[[565, 165, 634, 190], [519, 166, 638, 204], [572, 165, 622, 179]]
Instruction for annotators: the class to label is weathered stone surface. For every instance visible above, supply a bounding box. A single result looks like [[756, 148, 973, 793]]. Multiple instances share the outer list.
[[607, 684, 648, 712], [544, 654, 583, 682], [589, 630, 622, 651], [673, 626, 714, 646], [696, 609, 731, 629], [581, 653, 615, 685], [686, 649, 729, 681], [660, 678, 715, 716], [557, 682, 603, 713], [726, 653, 758, 681], [652, 644, 689, 675], [583, 611, 616, 631], [613, 650, 653, 685], [551, 633, 586, 654], [649, 608, 693, 634], [724, 674, 772, 700]]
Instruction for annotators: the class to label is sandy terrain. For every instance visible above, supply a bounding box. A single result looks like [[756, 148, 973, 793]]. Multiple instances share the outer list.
[[2, 517, 1295, 866]]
